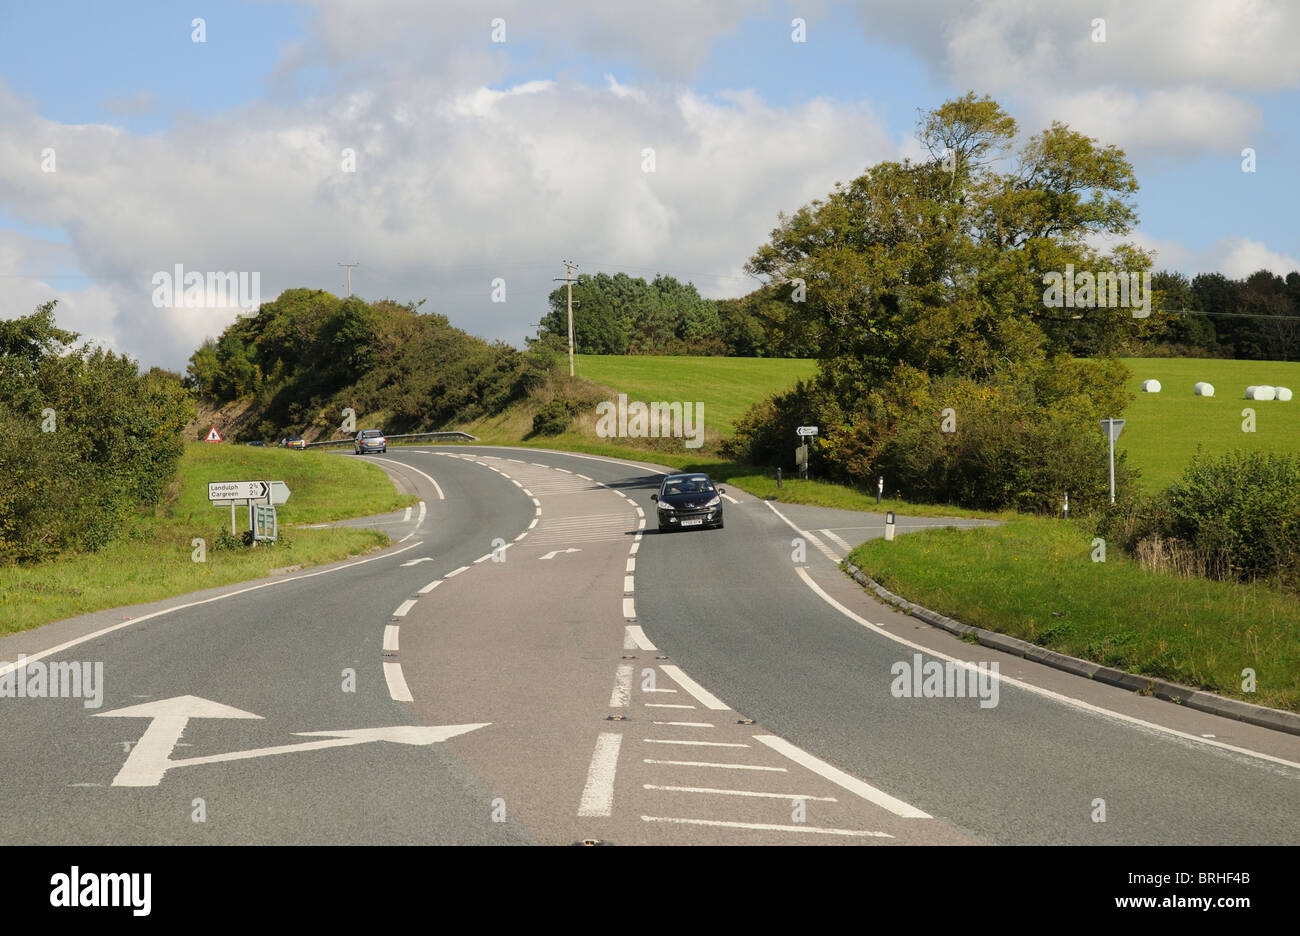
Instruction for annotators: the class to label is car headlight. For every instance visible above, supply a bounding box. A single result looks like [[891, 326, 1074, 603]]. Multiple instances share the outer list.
[[703, 495, 720, 507], [657, 500, 675, 510]]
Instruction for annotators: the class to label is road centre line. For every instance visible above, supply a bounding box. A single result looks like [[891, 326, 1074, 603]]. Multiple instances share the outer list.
[[653, 722, 714, 728], [659, 665, 730, 710], [0, 539, 427, 680], [383, 625, 400, 651], [416, 500, 426, 526], [645, 759, 786, 772], [402, 506, 411, 522], [646, 703, 695, 709], [623, 598, 636, 618], [577, 733, 623, 817], [641, 816, 891, 838], [417, 579, 442, 594], [644, 785, 837, 802], [610, 665, 633, 708], [392, 599, 416, 618], [383, 661, 414, 702], [753, 734, 930, 818], [445, 565, 469, 578], [643, 739, 748, 748]]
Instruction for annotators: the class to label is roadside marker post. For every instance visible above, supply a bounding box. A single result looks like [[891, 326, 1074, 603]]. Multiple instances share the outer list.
[[885, 510, 896, 541], [1099, 418, 1126, 504]]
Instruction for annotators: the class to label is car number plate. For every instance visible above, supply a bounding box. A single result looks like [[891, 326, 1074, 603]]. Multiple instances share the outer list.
[[681, 519, 703, 526]]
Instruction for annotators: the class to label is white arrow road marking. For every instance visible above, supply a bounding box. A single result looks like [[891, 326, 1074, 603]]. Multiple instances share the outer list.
[[538, 548, 581, 560], [97, 695, 487, 787], [401, 557, 435, 566]]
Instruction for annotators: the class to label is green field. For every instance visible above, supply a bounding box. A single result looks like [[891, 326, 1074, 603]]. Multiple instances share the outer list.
[[574, 354, 816, 438], [1119, 357, 1300, 489], [0, 444, 416, 634]]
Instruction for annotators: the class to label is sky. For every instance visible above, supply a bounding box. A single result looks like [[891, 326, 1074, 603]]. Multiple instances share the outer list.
[[2, 0, 1298, 371]]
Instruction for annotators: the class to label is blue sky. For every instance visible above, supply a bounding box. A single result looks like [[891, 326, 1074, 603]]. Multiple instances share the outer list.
[[2, 0, 1297, 368]]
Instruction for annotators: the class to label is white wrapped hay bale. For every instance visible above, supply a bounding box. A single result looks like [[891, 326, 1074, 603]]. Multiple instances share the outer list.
[[1245, 385, 1277, 401], [1141, 379, 1162, 392], [1277, 386, 1293, 401], [1193, 382, 1214, 396]]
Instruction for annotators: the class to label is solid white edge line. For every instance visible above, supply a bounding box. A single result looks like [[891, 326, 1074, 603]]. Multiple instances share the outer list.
[[0, 539, 427, 679], [791, 566, 1300, 772], [392, 599, 416, 618], [640, 816, 890, 838], [382, 457, 445, 501], [577, 733, 623, 817], [753, 733, 931, 818], [383, 624, 400, 651], [659, 664, 730, 711], [383, 661, 414, 702]]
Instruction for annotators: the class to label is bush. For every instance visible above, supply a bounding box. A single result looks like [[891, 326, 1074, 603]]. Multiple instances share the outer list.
[[531, 400, 572, 436]]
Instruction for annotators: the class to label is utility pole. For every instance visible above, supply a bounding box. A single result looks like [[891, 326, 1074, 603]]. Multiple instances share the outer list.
[[557, 260, 578, 377], [337, 262, 359, 297]]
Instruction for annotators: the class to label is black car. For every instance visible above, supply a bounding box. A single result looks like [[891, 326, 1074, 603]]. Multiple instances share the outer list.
[[651, 473, 725, 532]]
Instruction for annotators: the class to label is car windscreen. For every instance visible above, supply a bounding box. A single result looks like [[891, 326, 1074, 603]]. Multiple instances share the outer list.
[[663, 479, 712, 495], [362, 430, 384, 438]]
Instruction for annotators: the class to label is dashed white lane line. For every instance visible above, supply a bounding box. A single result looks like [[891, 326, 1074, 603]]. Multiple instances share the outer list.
[[392, 599, 417, 618], [514, 531, 528, 541], [577, 733, 623, 818], [528, 517, 538, 529], [610, 664, 633, 708], [383, 662, 413, 702], [643, 739, 748, 748], [522, 489, 533, 497], [624, 625, 657, 650], [659, 665, 730, 710], [576, 474, 592, 480], [641, 816, 891, 838], [416, 500, 427, 526], [445, 565, 469, 578], [418, 579, 442, 594], [383, 625, 400, 651], [623, 575, 635, 594], [753, 734, 931, 819], [402, 506, 412, 522], [626, 558, 636, 572], [646, 759, 786, 772], [555, 468, 571, 473], [646, 703, 696, 709], [623, 598, 636, 618], [511, 479, 523, 488], [644, 785, 837, 802], [819, 528, 853, 552], [473, 553, 493, 564], [531, 497, 541, 507]]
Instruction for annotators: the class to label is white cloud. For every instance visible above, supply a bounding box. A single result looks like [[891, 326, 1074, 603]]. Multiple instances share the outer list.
[[0, 73, 895, 369], [1129, 229, 1300, 279]]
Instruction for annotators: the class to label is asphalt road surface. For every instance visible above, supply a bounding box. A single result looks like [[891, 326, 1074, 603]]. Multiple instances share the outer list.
[[2, 445, 1297, 845]]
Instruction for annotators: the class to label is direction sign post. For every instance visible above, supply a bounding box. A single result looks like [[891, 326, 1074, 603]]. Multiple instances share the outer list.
[[1100, 418, 1126, 504]]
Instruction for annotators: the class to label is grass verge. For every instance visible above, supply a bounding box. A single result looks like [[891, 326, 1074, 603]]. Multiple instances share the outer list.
[[846, 516, 1300, 711], [0, 443, 417, 635]]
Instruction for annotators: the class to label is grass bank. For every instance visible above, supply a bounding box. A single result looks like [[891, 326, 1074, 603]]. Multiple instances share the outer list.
[[0, 443, 417, 634], [846, 516, 1300, 711]]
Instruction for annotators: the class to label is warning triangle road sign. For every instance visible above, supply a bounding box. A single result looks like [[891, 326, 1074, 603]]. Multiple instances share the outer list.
[[205, 426, 223, 442]]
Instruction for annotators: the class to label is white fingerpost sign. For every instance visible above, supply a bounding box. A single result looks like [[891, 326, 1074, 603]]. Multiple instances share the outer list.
[[1100, 418, 1125, 504]]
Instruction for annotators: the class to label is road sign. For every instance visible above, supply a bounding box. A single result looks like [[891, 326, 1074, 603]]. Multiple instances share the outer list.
[[269, 480, 291, 505], [796, 426, 819, 436], [253, 504, 277, 542], [95, 695, 489, 787], [208, 480, 269, 503], [205, 426, 222, 442]]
